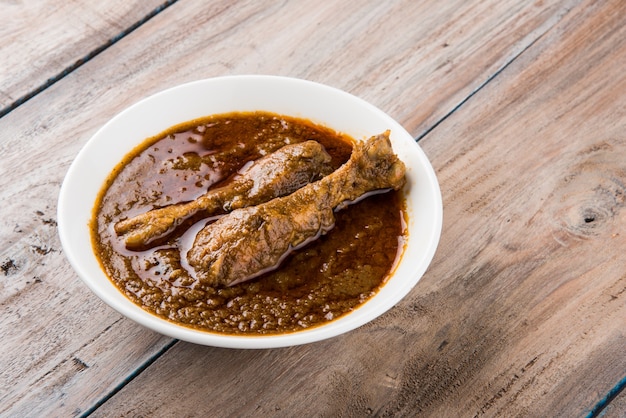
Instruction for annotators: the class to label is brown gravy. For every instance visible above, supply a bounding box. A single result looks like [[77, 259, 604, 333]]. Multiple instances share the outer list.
[[92, 111, 406, 335]]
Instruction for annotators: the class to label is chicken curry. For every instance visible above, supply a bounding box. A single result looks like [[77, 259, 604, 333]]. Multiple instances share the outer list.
[[92, 111, 407, 335]]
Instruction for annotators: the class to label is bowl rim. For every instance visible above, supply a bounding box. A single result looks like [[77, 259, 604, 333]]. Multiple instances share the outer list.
[[58, 75, 442, 348]]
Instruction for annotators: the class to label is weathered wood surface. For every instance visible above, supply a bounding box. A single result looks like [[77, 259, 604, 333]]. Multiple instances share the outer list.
[[2, 0, 625, 416], [0, 0, 166, 111], [87, 0, 626, 416]]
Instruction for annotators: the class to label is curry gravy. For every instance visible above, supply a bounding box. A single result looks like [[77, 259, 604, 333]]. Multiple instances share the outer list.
[[92, 112, 406, 335]]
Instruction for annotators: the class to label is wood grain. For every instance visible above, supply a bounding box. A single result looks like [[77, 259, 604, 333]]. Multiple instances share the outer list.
[[88, 0, 626, 416], [0, 0, 167, 111], [3, 0, 619, 416]]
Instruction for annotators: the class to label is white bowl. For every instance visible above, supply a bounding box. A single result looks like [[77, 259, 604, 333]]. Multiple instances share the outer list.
[[58, 75, 442, 348]]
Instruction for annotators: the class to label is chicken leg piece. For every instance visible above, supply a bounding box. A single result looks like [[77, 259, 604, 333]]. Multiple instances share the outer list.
[[115, 140, 333, 248], [187, 131, 406, 287]]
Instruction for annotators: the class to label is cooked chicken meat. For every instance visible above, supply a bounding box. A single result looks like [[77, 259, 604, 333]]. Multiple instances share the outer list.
[[114, 140, 333, 248], [187, 131, 406, 287]]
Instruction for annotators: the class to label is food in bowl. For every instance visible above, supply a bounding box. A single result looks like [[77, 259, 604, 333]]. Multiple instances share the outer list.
[[92, 111, 407, 335]]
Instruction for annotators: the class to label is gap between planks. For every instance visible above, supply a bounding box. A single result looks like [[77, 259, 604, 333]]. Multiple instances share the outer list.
[[586, 376, 626, 418], [0, 0, 180, 120], [79, 339, 179, 418], [415, 16, 550, 144]]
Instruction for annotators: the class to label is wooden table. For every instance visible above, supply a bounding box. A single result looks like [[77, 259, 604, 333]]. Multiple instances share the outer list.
[[2, 0, 625, 416]]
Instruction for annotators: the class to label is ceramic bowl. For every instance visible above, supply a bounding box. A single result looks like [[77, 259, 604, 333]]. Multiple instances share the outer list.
[[58, 75, 442, 348]]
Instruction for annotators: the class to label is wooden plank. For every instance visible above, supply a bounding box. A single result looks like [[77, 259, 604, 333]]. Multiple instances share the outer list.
[[601, 387, 626, 418], [86, 0, 626, 416], [0, 0, 585, 415], [0, 0, 167, 111]]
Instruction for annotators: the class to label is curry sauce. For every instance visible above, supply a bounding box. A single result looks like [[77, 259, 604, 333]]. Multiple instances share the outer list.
[[92, 112, 406, 335]]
